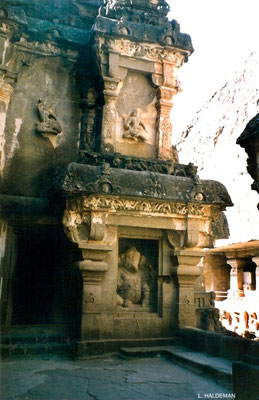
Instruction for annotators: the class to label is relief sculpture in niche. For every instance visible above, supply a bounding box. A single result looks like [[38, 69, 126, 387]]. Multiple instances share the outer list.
[[117, 246, 156, 309], [123, 110, 148, 142], [35, 99, 62, 136]]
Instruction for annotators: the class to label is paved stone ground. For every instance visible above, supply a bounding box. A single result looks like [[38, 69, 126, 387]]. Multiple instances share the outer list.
[[1, 353, 234, 400]]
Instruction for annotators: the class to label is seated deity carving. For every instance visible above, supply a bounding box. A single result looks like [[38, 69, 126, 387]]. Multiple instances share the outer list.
[[123, 110, 148, 142], [117, 246, 155, 308], [35, 99, 62, 135]]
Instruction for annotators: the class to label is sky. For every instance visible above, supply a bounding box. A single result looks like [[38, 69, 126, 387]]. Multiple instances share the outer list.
[[167, 0, 259, 136]]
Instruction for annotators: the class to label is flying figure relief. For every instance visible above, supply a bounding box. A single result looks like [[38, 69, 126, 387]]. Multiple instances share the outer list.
[[35, 99, 62, 136], [123, 109, 148, 142]]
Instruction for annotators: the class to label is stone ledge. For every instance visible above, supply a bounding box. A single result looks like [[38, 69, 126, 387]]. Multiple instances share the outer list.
[[74, 337, 177, 357], [120, 345, 233, 389]]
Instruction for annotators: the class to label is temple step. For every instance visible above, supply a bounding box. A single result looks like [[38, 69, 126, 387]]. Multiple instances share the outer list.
[[120, 345, 233, 390], [1, 326, 71, 356]]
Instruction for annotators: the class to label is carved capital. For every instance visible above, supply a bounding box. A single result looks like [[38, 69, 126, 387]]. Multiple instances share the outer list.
[[89, 212, 106, 241], [184, 218, 200, 248], [63, 197, 111, 246], [166, 230, 184, 249], [162, 62, 180, 89], [103, 76, 121, 98]]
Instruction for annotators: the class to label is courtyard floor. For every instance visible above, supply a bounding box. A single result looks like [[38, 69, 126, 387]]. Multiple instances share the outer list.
[[1, 353, 234, 400]]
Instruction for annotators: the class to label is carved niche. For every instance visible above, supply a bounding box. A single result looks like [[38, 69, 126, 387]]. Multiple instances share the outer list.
[[117, 239, 158, 311], [116, 71, 157, 157]]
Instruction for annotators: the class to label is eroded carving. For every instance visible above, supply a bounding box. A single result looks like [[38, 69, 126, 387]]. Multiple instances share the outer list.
[[35, 99, 62, 136], [142, 174, 165, 198], [77, 150, 192, 176], [123, 110, 148, 142], [105, 38, 186, 64], [85, 162, 122, 194], [117, 246, 155, 308]]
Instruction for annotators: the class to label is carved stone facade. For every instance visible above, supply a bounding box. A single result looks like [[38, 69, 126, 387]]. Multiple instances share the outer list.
[[0, 0, 233, 356]]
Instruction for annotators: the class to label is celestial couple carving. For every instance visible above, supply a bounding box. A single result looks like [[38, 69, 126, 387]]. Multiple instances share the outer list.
[[123, 110, 148, 142], [117, 246, 155, 308]]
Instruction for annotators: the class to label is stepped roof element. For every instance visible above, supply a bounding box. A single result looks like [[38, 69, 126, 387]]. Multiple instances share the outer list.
[[96, 0, 193, 52]]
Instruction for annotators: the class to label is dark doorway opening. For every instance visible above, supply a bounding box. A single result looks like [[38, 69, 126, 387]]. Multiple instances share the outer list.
[[12, 224, 77, 326]]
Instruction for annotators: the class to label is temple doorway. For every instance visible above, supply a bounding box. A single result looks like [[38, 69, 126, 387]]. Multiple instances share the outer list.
[[11, 224, 78, 327]]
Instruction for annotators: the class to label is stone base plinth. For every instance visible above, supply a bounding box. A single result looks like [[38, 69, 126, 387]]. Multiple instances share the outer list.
[[74, 337, 177, 358]]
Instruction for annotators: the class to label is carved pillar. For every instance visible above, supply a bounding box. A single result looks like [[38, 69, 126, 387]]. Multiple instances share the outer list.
[[204, 254, 231, 301], [172, 250, 202, 328], [228, 258, 245, 298], [63, 201, 114, 346]]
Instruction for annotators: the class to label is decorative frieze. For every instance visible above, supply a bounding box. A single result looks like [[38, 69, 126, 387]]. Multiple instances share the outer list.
[[82, 195, 207, 216]]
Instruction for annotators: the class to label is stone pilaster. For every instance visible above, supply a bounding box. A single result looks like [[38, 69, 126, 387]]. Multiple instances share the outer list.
[[155, 86, 177, 160], [172, 250, 202, 328], [101, 76, 122, 151]]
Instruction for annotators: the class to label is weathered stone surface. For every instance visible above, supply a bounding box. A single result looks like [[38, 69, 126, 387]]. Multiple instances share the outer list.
[[1, 57, 80, 197], [1, 0, 98, 43]]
